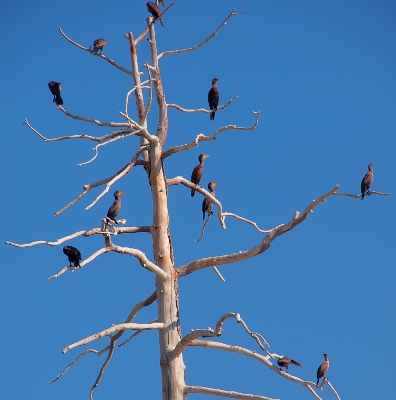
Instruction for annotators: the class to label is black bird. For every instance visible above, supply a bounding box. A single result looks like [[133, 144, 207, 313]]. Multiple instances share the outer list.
[[91, 38, 107, 54], [146, 2, 165, 27], [63, 246, 82, 268], [277, 356, 302, 373], [48, 81, 63, 106], [208, 78, 219, 120], [316, 354, 329, 385], [202, 182, 218, 220], [190, 154, 209, 197], [107, 190, 125, 223], [361, 163, 374, 200]]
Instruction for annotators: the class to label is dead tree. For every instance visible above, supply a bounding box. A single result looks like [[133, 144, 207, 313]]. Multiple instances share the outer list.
[[6, 4, 388, 400]]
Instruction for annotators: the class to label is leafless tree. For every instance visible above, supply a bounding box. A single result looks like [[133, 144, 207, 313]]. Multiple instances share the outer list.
[[6, 5, 388, 400]]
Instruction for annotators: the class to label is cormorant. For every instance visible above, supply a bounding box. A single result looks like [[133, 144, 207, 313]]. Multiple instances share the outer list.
[[277, 356, 302, 373], [48, 81, 63, 106], [361, 163, 373, 200], [63, 246, 82, 268], [316, 353, 329, 385], [208, 78, 219, 120], [91, 38, 107, 54], [202, 181, 218, 220], [190, 154, 209, 197], [146, 2, 165, 27], [107, 190, 125, 223]]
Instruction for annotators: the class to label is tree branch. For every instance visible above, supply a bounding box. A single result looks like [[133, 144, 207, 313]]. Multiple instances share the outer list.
[[171, 313, 270, 360], [158, 9, 246, 59], [163, 111, 260, 158], [166, 176, 226, 229], [24, 118, 134, 143], [177, 185, 340, 278], [189, 340, 326, 400], [58, 27, 133, 75], [62, 322, 164, 354], [167, 94, 239, 117], [334, 190, 389, 198], [184, 386, 278, 400]]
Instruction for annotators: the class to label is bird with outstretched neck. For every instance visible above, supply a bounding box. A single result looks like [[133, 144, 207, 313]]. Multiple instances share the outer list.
[[190, 154, 209, 197]]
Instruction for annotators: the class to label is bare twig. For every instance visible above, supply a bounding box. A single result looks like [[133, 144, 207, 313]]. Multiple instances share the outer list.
[[90, 342, 115, 400], [158, 9, 245, 59], [196, 213, 211, 242], [166, 176, 225, 229], [326, 379, 341, 400], [184, 386, 278, 400], [334, 190, 389, 198], [58, 27, 133, 75], [163, 111, 260, 158], [62, 322, 164, 354], [222, 212, 271, 233]]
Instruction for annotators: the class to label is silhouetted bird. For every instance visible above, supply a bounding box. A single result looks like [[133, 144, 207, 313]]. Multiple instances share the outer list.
[[190, 154, 209, 197], [107, 190, 125, 223], [146, 2, 164, 27], [48, 81, 63, 106], [63, 246, 82, 268], [316, 354, 329, 385], [91, 38, 107, 54], [202, 182, 218, 220], [277, 357, 302, 373], [208, 78, 219, 120], [361, 163, 374, 200]]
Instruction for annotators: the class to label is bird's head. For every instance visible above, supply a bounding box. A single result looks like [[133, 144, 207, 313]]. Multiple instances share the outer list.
[[212, 78, 219, 85], [368, 163, 373, 171], [208, 182, 218, 190], [114, 190, 125, 197], [199, 154, 209, 162]]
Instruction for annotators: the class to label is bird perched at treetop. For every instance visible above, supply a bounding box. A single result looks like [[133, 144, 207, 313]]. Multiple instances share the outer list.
[[190, 154, 209, 197], [48, 81, 63, 106], [146, 2, 165, 27], [208, 78, 219, 120]]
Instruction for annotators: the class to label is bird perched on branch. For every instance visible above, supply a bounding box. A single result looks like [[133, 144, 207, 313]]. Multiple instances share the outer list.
[[202, 182, 218, 220], [48, 81, 63, 106], [91, 38, 107, 54], [190, 154, 209, 197], [208, 78, 219, 120], [316, 353, 329, 385], [63, 246, 82, 268], [277, 356, 302, 373], [146, 2, 165, 27], [361, 163, 373, 200], [107, 190, 125, 224]]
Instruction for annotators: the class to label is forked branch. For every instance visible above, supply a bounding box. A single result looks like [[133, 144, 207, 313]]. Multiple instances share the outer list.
[[158, 9, 245, 59], [58, 27, 133, 75], [163, 111, 260, 158], [177, 185, 340, 278]]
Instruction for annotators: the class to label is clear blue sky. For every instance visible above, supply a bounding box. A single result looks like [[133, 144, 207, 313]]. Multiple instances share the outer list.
[[1, 1, 395, 399]]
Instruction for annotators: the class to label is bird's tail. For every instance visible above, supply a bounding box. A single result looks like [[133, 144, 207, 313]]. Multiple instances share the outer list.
[[191, 188, 196, 197], [54, 95, 63, 106], [361, 193, 364, 200], [290, 360, 302, 367], [159, 19, 165, 27], [210, 110, 216, 120]]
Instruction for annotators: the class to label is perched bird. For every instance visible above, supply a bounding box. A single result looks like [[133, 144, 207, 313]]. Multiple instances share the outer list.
[[361, 163, 374, 200], [208, 78, 219, 120], [202, 182, 218, 220], [146, 2, 165, 27], [316, 354, 329, 385], [277, 356, 302, 373], [107, 190, 125, 223], [91, 38, 107, 54], [63, 246, 82, 268], [190, 154, 209, 197], [48, 81, 63, 106]]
